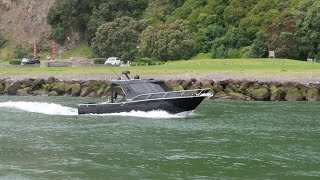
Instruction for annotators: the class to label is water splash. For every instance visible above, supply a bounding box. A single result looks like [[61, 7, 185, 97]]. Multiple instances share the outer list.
[[0, 101, 78, 116], [91, 110, 193, 119]]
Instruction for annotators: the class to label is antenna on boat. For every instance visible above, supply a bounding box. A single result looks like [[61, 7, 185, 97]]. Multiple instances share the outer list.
[[109, 66, 121, 80], [122, 70, 131, 80]]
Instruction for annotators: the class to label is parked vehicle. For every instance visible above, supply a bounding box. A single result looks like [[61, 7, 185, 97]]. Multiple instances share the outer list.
[[21, 58, 40, 65], [104, 57, 121, 66]]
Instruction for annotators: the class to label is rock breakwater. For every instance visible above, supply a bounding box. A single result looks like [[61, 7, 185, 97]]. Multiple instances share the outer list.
[[1, 77, 319, 101]]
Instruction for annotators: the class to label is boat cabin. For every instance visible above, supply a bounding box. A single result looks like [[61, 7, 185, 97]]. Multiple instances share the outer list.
[[110, 79, 170, 102]]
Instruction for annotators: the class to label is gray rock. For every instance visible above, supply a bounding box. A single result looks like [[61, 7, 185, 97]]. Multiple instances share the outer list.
[[285, 88, 304, 101], [33, 89, 48, 96], [51, 82, 68, 95], [214, 91, 229, 99], [48, 91, 59, 96], [71, 84, 82, 96], [5, 81, 21, 95], [270, 86, 286, 101], [47, 76, 56, 84], [229, 92, 247, 101], [80, 87, 94, 97], [212, 84, 223, 93], [17, 88, 31, 96], [251, 88, 270, 101], [306, 88, 319, 102]]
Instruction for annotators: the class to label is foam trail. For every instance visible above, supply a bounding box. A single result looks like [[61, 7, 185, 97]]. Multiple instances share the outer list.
[[0, 101, 78, 115], [91, 110, 192, 119]]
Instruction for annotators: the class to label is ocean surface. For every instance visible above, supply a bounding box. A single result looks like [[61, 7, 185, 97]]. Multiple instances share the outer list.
[[0, 96, 319, 180]]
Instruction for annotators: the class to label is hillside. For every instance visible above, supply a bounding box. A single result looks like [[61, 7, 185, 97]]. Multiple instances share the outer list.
[[0, 0, 319, 62], [0, 0, 54, 46]]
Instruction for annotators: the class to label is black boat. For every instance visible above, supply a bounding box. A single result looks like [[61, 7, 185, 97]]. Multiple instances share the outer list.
[[78, 71, 212, 115]]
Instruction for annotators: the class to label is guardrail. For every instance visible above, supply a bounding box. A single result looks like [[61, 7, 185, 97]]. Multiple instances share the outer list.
[[128, 88, 210, 102]]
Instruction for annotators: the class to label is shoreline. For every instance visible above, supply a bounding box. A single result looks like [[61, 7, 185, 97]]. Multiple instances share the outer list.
[[1, 72, 320, 84], [1, 73, 320, 101]]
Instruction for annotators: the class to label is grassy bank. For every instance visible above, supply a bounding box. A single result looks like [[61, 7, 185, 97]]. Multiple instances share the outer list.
[[0, 58, 319, 78]]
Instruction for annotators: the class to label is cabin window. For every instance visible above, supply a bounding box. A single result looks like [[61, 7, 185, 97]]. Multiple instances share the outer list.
[[129, 83, 166, 94]]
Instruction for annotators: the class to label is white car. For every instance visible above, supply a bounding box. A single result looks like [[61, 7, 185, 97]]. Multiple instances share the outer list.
[[104, 57, 121, 66]]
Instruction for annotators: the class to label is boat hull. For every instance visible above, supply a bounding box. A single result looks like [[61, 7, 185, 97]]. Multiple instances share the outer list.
[[78, 96, 206, 115]]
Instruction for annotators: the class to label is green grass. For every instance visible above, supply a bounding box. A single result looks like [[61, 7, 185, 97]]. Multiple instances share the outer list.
[[37, 43, 95, 61], [61, 43, 94, 59], [190, 53, 212, 60], [0, 58, 319, 78]]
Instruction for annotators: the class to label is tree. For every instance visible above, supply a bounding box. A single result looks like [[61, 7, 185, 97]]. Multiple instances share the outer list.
[[300, 0, 320, 58], [223, 0, 257, 27], [267, 11, 302, 59], [239, 0, 281, 39], [87, 0, 148, 43], [139, 20, 196, 61], [250, 31, 268, 58], [91, 17, 146, 61], [224, 27, 250, 49], [211, 37, 227, 58], [144, 0, 186, 23], [47, 0, 92, 44], [48, 0, 148, 44], [197, 25, 226, 53]]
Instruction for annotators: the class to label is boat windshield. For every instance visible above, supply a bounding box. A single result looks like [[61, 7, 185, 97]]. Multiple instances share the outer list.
[[128, 82, 167, 94]]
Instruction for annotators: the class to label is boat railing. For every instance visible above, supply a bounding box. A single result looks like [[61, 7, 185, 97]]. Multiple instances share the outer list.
[[128, 88, 211, 102]]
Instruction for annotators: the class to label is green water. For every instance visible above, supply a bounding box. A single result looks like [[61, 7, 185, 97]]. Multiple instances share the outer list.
[[0, 96, 319, 179]]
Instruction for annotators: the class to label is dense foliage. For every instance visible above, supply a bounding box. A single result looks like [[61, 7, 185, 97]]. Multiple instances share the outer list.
[[91, 17, 146, 61], [14, 46, 31, 59], [140, 20, 196, 61], [9, 59, 21, 65], [47, 0, 320, 61]]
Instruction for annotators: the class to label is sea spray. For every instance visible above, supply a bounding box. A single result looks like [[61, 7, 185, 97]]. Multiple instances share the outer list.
[[0, 101, 78, 115]]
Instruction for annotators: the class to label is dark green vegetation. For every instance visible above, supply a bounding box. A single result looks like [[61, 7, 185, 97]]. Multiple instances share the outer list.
[[45, 0, 320, 62]]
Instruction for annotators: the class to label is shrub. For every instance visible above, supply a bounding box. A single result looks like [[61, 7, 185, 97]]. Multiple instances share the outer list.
[[14, 46, 31, 59], [135, 57, 157, 65], [9, 59, 21, 65], [94, 58, 106, 64], [227, 49, 242, 58]]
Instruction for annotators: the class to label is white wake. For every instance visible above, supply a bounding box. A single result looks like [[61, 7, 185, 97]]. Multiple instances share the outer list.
[[0, 101, 78, 115], [92, 110, 192, 119]]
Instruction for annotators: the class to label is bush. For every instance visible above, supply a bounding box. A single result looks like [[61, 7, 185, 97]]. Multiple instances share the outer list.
[[9, 59, 21, 65], [14, 46, 31, 59], [94, 58, 106, 64], [135, 57, 157, 65], [130, 58, 166, 66], [227, 49, 242, 58]]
